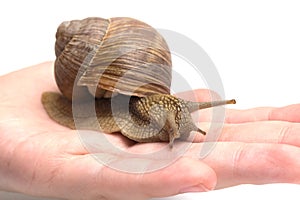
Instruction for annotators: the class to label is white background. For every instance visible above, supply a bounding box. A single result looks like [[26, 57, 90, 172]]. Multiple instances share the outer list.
[[0, 0, 300, 199]]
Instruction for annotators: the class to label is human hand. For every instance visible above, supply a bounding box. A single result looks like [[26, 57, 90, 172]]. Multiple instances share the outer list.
[[0, 62, 215, 200], [1, 62, 300, 200]]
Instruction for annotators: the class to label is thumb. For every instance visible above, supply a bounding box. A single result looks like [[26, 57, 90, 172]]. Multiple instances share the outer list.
[[46, 153, 216, 200], [143, 157, 217, 198]]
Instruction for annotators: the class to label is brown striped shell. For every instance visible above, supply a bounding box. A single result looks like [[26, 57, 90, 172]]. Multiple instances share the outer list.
[[54, 17, 172, 101]]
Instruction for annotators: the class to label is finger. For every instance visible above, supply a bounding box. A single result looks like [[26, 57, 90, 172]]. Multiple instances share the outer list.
[[196, 107, 272, 123], [197, 121, 300, 147], [226, 104, 300, 123], [175, 89, 221, 102], [198, 104, 300, 123], [181, 89, 300, 123], [188, 142, 300, 189], [269, 104, 300, 122]]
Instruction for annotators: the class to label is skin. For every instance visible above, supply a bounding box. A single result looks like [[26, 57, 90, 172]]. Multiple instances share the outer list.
[[0, 62, 300, 199]]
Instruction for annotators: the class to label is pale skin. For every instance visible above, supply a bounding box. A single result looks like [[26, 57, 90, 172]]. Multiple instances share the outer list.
[[0, 62, 300, 200]]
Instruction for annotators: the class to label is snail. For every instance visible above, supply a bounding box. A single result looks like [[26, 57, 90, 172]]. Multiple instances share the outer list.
[[42, 17, 236, 147]]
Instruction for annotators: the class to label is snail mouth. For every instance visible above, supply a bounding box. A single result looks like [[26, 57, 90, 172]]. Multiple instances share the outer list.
[[164, 112, 180, 148], [168, 130, 180, 148]]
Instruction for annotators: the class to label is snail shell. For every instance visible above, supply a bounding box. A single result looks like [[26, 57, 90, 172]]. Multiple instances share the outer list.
[[54, 17, 172, 101]]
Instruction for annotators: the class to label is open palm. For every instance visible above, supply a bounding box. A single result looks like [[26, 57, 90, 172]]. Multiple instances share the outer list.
[[1, 62, 300, 200]]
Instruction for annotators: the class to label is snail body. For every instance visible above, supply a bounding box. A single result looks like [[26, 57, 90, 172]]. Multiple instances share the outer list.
[[42, 17, 236, 147]]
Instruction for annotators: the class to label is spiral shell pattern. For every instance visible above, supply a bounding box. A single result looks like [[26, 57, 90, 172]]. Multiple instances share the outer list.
[[54, 17, 172, 100]]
